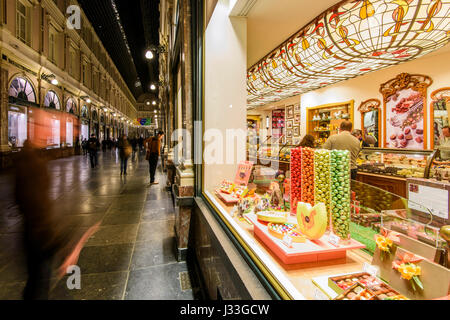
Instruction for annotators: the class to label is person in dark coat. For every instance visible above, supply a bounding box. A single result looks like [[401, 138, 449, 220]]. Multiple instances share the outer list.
[[118, 135, 131, 175], [14, 141, 72, 300], [87, 134, 100, 168]]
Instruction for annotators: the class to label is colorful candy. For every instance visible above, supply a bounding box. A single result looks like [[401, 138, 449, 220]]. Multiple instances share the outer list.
[[301, 147, 315, 205], [290, 147, 302, 214], [314, 149, 331, 225], [331, 150, 351, 240]]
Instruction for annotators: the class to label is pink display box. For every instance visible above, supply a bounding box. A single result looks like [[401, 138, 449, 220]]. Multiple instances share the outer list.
[[246, 213, 365, 265], [215, 190, 239, 205]]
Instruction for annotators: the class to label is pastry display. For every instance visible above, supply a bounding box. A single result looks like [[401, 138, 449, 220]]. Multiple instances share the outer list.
[[268, 222, 306, 243], [314, 149, 331, 222], [297, 202, 328, 240], [330, 150, 351, 240]]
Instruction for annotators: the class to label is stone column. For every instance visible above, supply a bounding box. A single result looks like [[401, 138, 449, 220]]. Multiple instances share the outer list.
[[173, 0, 195, 261]]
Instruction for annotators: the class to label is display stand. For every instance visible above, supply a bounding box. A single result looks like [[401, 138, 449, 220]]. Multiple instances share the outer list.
[[247, 213, 365, 264]]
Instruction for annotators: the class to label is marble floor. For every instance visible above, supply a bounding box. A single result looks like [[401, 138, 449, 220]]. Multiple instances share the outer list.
[[0, 149, 196, 300]]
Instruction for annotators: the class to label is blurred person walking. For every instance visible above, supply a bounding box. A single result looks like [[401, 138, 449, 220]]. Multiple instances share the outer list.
[[130, 136, 138, 161], [87, 134, 100, 168], [118, 135, 132, 175], [14, 141, 72, 300], [145, 131, 164, 185]]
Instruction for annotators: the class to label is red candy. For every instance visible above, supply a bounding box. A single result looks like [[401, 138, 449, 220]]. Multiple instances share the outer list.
[[290, 147, 302, 214]]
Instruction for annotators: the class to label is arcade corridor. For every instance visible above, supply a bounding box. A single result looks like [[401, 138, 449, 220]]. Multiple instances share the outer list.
[[0, 151, 195, 300]]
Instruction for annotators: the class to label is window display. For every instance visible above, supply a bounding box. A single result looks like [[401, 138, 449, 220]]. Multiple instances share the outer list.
[[66, 120, 73, 147], [8, 107, 27, 148], [430, 87, 450, 149], [48, 118, 60, 148], [202, 0, 450, 301]]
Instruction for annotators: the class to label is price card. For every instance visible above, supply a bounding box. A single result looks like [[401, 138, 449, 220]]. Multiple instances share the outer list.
[[363, 262, 380, 277], [328, 233, 340, 247], [282, 234, 293, 248]]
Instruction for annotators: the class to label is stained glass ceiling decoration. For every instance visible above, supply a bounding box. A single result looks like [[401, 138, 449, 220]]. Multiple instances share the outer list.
[[247, 0, 450, 107]]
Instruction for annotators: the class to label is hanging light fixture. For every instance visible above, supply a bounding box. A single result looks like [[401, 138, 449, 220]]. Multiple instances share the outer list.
[[247, 0, 450, 107], [152, 101, 157, 105], [150, 84, 156, 90]]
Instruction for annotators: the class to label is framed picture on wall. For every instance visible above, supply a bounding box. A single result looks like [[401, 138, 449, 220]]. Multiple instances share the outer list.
[[294, 113, 300, 125], [292, 137, 301, 145], [381, 73, 432, 149], [294, 104, 300, 113], [286, 120, 293, 129], [286, 129, 293, 138], [286, 105, 294, 118], [286, 138, 292, 145], [293, 126, 300, 136]]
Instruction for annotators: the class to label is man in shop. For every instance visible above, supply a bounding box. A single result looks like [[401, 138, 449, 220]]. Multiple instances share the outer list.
[[87, 134, 100, 168], [351, 129, 370, 148], [439, 126, 450, 160], [145, 131, 164, 185], [323, 121, 361, 180]]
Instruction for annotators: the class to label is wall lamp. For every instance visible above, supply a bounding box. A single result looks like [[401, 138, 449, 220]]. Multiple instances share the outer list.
[[80, 96, 91, 103]]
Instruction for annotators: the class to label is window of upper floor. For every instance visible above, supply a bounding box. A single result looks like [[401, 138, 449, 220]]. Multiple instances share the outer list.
[[48, 25, 58, 64], [16, 0, 30, 45]]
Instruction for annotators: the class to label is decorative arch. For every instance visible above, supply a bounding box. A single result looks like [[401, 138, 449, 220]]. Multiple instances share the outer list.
[[8, 76, 37, 103], [66, 98, 77, 114], [44, 90, 61, 109]]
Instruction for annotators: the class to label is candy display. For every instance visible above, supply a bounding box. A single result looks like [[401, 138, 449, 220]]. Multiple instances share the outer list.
[[219, 180, 235, 194], [301, 147, 315, 205], [328, 272, 382, 294], [268, 223, 306, 243], [314, 149, 331, 223], [297, 202, 328, 240], [330, 150, 351, 240], [290, 147, 302, 214]]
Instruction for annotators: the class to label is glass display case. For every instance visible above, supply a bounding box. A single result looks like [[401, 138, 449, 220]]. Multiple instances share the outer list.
[[357, 148, 433, 179]]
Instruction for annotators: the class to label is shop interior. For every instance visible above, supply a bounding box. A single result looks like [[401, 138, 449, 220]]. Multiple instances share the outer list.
[[203, 0, 450, 300]]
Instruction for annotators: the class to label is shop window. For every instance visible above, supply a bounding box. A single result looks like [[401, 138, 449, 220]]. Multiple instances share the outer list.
[[66, 120, 73, 147], [16, 0, 29, 45], [9, 77, 36, 103], [8, 106, 27, 148], [66, 98, 76, 114], [81, 123, 89, 141], [48, 118, 60, 148], [44, 90, 61, 110]]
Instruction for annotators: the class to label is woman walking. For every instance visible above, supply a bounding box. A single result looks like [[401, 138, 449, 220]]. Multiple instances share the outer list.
[[118, 135, 132, 175]]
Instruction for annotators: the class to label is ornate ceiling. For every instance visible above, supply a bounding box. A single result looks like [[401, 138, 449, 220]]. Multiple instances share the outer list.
[[247, 0, 450, 107]]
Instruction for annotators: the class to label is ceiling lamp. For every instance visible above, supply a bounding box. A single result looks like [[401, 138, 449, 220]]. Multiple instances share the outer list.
[[247, 0, 450, 107], [152, 101, 157, 105], [150, 84, 156, 90], [146, 101, 150, 105], [145, 50, 154, 60]]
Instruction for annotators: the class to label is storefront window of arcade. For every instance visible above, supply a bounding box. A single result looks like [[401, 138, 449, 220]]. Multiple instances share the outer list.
[[8, 76, 81, 150], [201, 0, 450, 300]]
